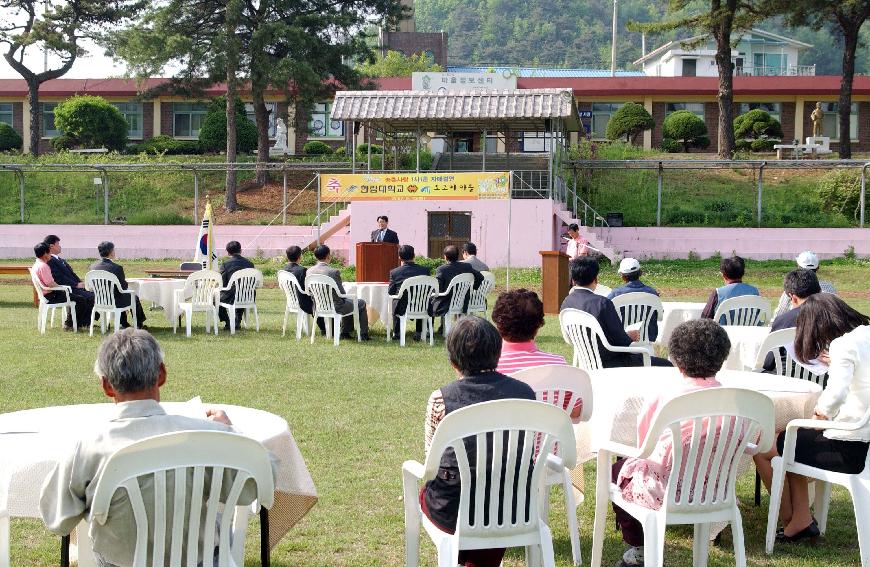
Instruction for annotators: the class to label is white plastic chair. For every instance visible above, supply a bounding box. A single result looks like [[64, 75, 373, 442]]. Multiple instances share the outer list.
[[216, 268, 263, 335], [28, 267, 76, 334], [611, 292, 664, 344], [559, 308, 652, 371], [402, 399, 577, 567], [173, 269, 221, 337], [306, 274, 360, 346], [590, 388, 775, 567], [432, 273, 475, 336], [277, 271, 311, 340], [84, 430, 275, 567], [713, 295, 771, 326], [466, 271, 496, 318], [387, 275, 438, 346], [511, 364, 594, 566], [85, 270, 137, 336], [765, 408, 870, 559], [752, 327, 828, 386]]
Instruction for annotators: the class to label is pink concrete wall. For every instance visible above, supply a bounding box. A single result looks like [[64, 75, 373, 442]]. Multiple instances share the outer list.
[[349, 199, 557, 267]]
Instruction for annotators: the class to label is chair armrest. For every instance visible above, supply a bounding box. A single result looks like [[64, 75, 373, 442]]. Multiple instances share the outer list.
[[609, 345, 652, 366], [46, 285, 73, 300], [779, 416, 863, 464], [545, 453, 565, 472], [628, 342, 655, 355], [598, 439, 646, 460], [431, 289, 450, 298], [120, 288, 136, 298], [402, 460, 425, 480]]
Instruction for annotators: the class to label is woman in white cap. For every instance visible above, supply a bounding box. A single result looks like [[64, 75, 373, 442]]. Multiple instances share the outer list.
[[608, 258, 661, 341], [773, 250, 837, 321]]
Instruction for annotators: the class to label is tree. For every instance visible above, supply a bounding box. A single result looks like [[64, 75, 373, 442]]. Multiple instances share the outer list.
[[663, 110, 709, 152], [358, 50, 442, 77], [777, 0, 870, 158], [198, 96, 257, 153], [0, 0, 145, 155], [605, 102, 655, 143], [733, 108, 783, 140], [630, 0, 776, 158], [52, 95, 129, 151]]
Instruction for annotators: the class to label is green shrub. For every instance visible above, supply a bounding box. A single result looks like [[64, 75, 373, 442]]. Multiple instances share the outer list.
[[53, 95, 128, 151], [400, 148, 434, 171], [735, 139, 752, 151], [750, 138, 776, 152], [605, 102, 654, 143], [0, 123, 22, 151], [733, 109, 783, 140], [333, 146, 346, 157], [818, 169, 861, 219], [356, 143, 384, 154], [303, 140, 333, 155], [198, 97, 257, 153], [129, 135, 201, 155], [416, 256, 445, 270], [662, 110, 708, 152], [50, 135, 77, 151], [660, 138, 682, 153]]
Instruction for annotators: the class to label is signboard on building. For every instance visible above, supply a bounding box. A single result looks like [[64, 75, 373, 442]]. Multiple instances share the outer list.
[[320, 172, 510, 201], [411, 72, 517, 92]]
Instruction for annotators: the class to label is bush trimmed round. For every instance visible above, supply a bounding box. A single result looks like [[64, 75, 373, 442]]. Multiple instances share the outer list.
[[662, 110, 708, 152], [356, 143, 384, 154], [199, 111, 257, 153], [733, 109, 783, 141], [750, 138, 776, 152], [53, 95, 128, 151], [605, 103, 654, 143], [0, 123, 22, 151], [303, 141, 333, 155]]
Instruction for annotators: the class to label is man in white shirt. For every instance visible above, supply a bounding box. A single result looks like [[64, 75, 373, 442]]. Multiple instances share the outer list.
[[39, 329, 264, 567]]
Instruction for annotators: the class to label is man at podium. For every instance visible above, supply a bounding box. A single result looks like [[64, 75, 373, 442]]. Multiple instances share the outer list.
[[371, 215, 399, 244]]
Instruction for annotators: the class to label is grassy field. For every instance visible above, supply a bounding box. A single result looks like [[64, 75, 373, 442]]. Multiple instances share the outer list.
[[0, 258, 868, 566]]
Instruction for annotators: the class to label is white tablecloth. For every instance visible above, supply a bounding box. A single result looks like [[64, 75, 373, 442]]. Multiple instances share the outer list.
[[344, 282, 391, 327], [657, 301, 706, 344], [0, 402, 317, 562], [128, 278, 186, 324], [722, 325, 772, 371]]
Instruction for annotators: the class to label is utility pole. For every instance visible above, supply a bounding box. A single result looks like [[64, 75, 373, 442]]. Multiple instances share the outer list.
[[610, 0, 618, 77]]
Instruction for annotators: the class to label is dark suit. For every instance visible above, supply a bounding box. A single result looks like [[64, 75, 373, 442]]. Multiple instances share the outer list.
[[307, 261, 369, 337], [47, 255, 94, 326], [89, 258, 146, 327], [432, 261, 483, 317], [560, 287, 671, 368], [283, 262, 326, 334], [218, 254, 255, 326], [763, 304, 803, 372], [388, 261, 431, 336], [370, 228, 399, 244]]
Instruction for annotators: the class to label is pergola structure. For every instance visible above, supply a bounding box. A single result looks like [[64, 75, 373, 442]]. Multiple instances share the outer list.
[[330, 88, 582, 183]]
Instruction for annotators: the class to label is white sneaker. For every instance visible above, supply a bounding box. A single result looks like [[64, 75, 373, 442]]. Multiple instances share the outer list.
[[616, 546, 644, 567]]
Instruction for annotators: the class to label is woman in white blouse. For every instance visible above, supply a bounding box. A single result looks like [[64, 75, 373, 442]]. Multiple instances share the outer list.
[[755, 294, 870, 543], [565, 223, 589, 259]]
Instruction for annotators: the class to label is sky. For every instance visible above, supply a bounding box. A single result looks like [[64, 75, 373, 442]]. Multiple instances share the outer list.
[[0, 39, 132, 79]]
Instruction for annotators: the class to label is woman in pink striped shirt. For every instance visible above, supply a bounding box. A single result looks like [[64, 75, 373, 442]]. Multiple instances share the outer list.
[[492, 289, 567, 374]]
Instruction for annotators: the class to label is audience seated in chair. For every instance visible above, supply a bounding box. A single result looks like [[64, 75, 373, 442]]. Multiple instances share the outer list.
[[388, 244, 431, 342], [492, 288, 567, 373], [39, 329, 272, 567], [608, 257, 660, 341], [460, 242, 489, 272], [432, 245, 483, 334], [89, 241, 147, 329], [282, 245, 325, 335], [32, 242, 90, 331], [701, 255, 760, 321], [762, 269, 821, 372], [43, 234, 95, 330], [773, 250, 837, 322], [561, 257, 671, 368], [307, 244, 370, 340], [218, 240, 255, 331], [422, 317, 536, 567]]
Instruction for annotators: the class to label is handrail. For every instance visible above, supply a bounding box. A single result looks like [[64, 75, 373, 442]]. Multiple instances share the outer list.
[[567, 159, 864, 169]]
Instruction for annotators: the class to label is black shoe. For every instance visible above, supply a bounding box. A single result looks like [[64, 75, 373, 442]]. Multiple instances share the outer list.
[[339, 332, 353, 339], [775, 520, 820, 544], [360, 334, 371, 341], [412, 333, 422, 342], [63, 323, 75, 332]]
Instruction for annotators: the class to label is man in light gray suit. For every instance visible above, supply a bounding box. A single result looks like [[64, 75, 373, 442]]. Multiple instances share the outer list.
[[461, 242, 489, 272], [306, 245, 370, 340]]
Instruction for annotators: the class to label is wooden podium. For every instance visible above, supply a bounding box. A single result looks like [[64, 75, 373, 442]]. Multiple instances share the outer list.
[[356, 242, 400, 282], [540, 251, 570, 315]]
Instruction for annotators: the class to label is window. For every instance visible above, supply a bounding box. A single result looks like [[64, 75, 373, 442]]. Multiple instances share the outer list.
[[591, 103, 624, 139], [819, 102, 859, 140], [666, 102, 705, 119], [521, 131, 552, 152], [113, 102, 143, 139], [682, 58, 697, 77], [753, 52, 786, 76], [309, 103, 344, 138], [0, 103, 12, 127], [739, 102, 782, 123], [41, 103, 61, 137], [172, 103, 208, 138], [244, 102, 277, 137]]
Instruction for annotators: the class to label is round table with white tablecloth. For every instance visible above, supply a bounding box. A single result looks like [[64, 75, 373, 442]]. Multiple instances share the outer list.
[[722, 325, 772, 370], [343, 282, 391, 328], [656, 301, 706, 345], [127, 278, 186, 325], [0, 402, 317, 566]]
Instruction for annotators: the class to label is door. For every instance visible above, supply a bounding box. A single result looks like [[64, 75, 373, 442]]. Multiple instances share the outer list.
[[428, 211, 472, 258]]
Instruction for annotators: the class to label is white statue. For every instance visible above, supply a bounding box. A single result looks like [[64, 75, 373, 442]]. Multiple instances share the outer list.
[[273, 118, 288, 150]]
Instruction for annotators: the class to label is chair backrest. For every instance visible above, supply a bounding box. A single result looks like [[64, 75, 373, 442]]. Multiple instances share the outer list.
[[467, 271, 496, 312], [28, 267, 51, 301], [306, 274, 341, 315], [396, 275, 438, 317], [611, 292, 664, 343], [277, 271, 307, 312], [638, 388, 774, 515], [86, 270, 122, 309], [444, 273, 475, 314], [182, 270, 222, 308], [89, 430, 275, 567], [714, 295, 771, 326], [424, 399, 576, 540], [559, 308, 610, 372], [226, 268, 262, 306], [753, 327, 828, 386], [511, 364, 594, 423]]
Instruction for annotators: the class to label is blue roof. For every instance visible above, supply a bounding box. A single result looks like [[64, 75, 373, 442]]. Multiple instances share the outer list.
[[447, 66, 646, 78]]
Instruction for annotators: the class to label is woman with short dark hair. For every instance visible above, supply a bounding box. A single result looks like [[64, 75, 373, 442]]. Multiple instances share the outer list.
[[565, 223, 589, 259], [755, 294, 870, 543], [421, 317, 536, 567], [492, 289, 567, 375]]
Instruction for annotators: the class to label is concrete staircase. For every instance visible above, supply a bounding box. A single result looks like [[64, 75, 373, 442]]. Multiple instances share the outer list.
[[552, 202, 619, 262], [433, 152, 551, 197]]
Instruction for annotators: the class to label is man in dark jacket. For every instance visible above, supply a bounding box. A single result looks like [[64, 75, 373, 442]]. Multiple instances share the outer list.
[[370, 215, 400, 243], [432, 245, 483, 333], [90, 241, 147, 328], [281, 245, 325, 335], [43, 234, 95, 330], [763, 268, 821, 372], [561, 257, 671, 368], [218, 240, 255, 330], [388, 244, 431, 341]]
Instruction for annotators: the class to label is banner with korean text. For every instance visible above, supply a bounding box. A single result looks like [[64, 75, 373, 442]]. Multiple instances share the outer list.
[[319, 172, 510, 201]]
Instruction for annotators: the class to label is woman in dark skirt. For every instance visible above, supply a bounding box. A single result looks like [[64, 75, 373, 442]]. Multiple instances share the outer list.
[[755, 294, 870, 543]]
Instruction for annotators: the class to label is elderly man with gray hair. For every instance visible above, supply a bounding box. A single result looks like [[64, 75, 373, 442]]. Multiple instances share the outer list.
[[39, 329, 264, 567]]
